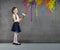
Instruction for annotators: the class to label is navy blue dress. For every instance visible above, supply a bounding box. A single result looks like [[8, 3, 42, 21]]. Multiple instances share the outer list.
[[11, 14, 21, 33]]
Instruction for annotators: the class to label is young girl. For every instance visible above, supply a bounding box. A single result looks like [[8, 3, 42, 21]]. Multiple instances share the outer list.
[[11, 7, 23, 45]]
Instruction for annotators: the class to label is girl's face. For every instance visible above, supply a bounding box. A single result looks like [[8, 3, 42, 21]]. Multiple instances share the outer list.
[[13, 8, 18, 14]]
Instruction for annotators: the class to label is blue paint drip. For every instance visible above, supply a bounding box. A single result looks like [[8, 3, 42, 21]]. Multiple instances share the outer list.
[[41, 7, 45, 14]]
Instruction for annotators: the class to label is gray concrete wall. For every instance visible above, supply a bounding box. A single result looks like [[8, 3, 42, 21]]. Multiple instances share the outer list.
[[0, 0, 60, 43]]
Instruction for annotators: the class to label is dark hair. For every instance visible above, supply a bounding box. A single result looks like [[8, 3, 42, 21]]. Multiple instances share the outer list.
[[12, 7, 17, 13]]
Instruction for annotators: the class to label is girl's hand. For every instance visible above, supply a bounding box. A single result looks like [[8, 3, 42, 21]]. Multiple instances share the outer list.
[[19, 18, 22, 21], [19, 15, 23, 21], [19, 13, 26, 21]]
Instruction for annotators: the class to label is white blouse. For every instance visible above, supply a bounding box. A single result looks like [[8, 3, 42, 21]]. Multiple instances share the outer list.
[[13, 14, 20, 22]]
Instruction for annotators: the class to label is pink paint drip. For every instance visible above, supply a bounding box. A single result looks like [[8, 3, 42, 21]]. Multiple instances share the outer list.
[[24, 0, 27, 8]]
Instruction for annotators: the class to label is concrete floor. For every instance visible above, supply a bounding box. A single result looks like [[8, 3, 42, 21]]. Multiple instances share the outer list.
[[0, 43, 60, 50]]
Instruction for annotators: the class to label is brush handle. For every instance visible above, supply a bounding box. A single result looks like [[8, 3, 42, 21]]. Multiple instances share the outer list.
[[22, 13, 26, 17]]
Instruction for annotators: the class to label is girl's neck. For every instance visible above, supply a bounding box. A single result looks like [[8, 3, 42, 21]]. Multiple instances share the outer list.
[[14, 13, 17, 15]]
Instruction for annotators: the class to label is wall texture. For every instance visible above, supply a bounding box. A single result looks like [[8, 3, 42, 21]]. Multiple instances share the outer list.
[[0, 0, 60, 43]]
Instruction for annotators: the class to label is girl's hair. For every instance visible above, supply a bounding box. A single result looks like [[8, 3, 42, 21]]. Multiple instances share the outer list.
[[12, 7, 17, 13]]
